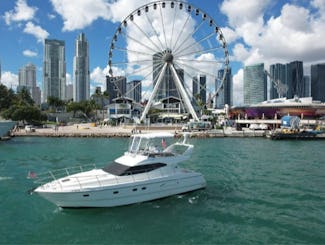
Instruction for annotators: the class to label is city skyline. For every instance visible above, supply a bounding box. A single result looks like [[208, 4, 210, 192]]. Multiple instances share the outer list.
[[1, 0, 325, 106]]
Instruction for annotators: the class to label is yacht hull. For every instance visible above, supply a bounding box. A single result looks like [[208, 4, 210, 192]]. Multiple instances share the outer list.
[[35, 172, 206, 208]]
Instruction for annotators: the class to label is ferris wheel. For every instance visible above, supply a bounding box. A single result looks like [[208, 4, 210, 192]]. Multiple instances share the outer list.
[[108, 0, 229, 122]]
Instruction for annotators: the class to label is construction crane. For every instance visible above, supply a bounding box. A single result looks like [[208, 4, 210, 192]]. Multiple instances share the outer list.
[[265, 70, 288, 98]]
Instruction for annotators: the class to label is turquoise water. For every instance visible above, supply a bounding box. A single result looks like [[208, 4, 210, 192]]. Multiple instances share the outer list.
[[0, 137, 324, 244]]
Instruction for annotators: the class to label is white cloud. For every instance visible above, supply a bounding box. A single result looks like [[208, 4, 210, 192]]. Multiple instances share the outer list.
[[221, 0, 270, 28], [109, 0, 154, 22], [49, 0, 156, 31], [50, 0, 111, 31], [221, 27, 239, 44], [66, 73, 72, 85], [3, 0, 37, 25], [1, 71, 18, 90], [311, 0, 325, 13], [23, 22, 49, 43], [280, 4, 311, 32], [89, 66, 109, 95], [141, 90, 151, 101], [47, 13, 56, 20], [231, 43, 250, 62], [23, 49, 37, 57], [90, 66, 110, 90], [141, 79, 152, 89]]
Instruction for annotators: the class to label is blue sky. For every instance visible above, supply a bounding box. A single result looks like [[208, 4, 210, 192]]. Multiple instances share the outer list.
[[1, 0, 325, 105]]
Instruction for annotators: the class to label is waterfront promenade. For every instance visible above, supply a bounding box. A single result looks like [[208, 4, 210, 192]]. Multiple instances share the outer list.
[[12, 123, 181, 138], [11, 123, 268, 138]]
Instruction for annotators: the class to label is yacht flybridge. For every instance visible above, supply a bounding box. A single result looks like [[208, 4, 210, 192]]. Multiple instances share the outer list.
[[31, 132, 206, 208]]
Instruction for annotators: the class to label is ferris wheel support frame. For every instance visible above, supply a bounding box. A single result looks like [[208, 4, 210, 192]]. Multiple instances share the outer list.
[[140, 62, 200, 122], [140, 63, 168, 122], [170, 64, 199, 121]]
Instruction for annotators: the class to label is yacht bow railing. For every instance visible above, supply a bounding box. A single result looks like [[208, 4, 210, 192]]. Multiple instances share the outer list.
[[30, 163, 97, 186], [30, 164, 190, 192]]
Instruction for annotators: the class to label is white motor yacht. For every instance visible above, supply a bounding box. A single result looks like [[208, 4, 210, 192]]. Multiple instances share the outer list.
[[31, 132, 206, 208]]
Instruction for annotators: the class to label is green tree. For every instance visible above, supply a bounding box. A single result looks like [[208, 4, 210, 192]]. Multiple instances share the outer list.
[[66, 100, 98, 120], [66, 101, 82, 117], [16, 87, 34, 106], [1, 85, 45, 123], [47, 96, 65, 112], [0, 84, 16, 111]]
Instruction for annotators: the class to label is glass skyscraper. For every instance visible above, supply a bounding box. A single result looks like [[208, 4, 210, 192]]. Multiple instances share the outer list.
[[269, 61, 304, 99], [216, 68, 232, 108], [192, 74, 206, 104], [244, 63, 267, 105], [286, 61, 304, 99], [269, 63, 286, 99], [127, 80, 142, 103], [311, 63, 325, 102], [73, 33, 90, 102], [106, 76, 126, 103], [18, 63, 41, 105], [18, 63, 36, 91], [43, 39, 66, 102]]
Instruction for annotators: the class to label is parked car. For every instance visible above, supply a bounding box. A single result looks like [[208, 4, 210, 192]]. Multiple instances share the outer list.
[[25, 125, 35, 132]]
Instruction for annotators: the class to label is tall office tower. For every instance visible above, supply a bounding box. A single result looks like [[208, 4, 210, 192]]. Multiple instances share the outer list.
[[153, 52, 184, 100], [269, 63, 287, 99], [199, 75, 206, 104], [18, 63, 36, 91], [33, 86, 41, 105], [192, 76, 198, 103], [17, 63, 40, 103], [192, 74, 206, 104], [43, 39, 66, 102], [169, 68, 184, 98], [66, 84, 73, 101], [73, 33, 90, 102], [311, 63, 325, 102], [303, 75, 310, 97], [127, 80, 142, 103], [106, 76, 126, 103], [216, 68, 232, 108], [286, 61, 304, 98], [244, 63, 267, 105]]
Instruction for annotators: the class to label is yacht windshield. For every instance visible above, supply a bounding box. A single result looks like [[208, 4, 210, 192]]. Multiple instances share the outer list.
[[129, 136, 141, 153], [102, 162, 167, 176], [128, 136, 174, 154]]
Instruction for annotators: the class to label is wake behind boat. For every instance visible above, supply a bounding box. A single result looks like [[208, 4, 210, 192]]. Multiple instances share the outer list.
[[31, 132, 206, 208]]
